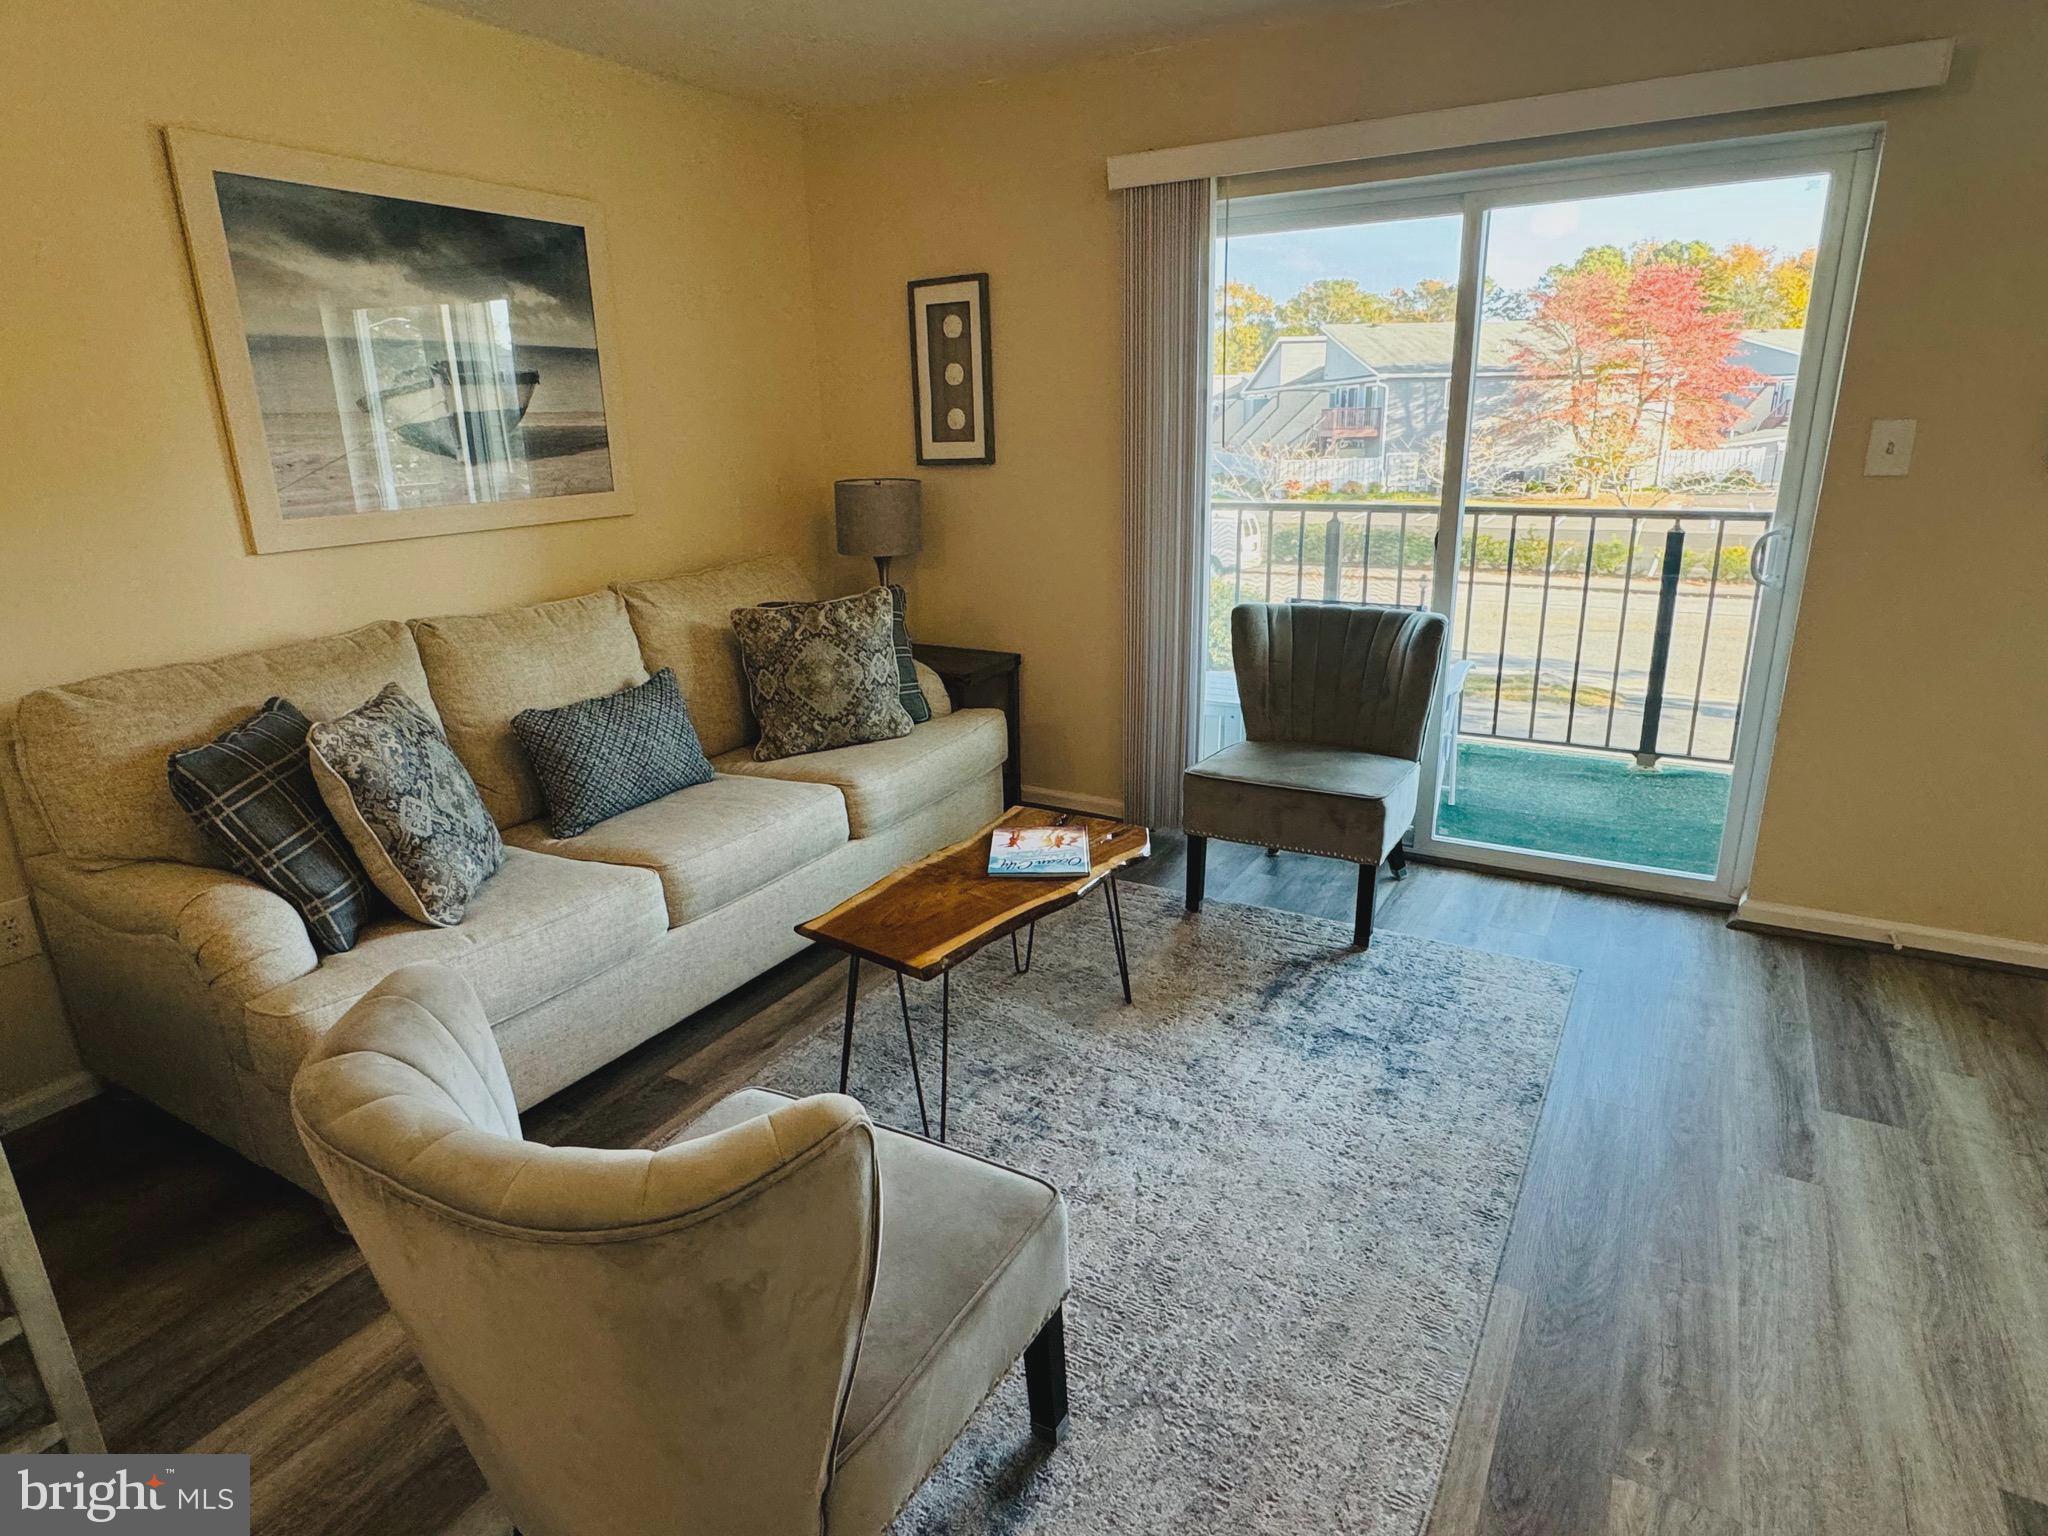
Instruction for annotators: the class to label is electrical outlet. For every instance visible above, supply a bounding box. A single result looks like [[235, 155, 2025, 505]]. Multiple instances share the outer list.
[[0, 896, 42, 967]]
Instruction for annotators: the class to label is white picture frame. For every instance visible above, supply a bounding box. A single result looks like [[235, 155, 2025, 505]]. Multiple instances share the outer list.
[[164, 128, 631, 554]]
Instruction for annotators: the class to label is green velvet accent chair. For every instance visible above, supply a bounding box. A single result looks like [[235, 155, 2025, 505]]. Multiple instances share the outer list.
[[1183, 601, 1447, 948], [292, 963, 1070, 1536]]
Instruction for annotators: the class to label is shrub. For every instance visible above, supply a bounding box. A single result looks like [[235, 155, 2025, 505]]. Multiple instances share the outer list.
[[1208, 574, 1238, 669]]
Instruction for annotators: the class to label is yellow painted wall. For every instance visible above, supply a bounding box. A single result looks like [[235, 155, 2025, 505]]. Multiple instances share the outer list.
[[801, 0, 2048, 946], [0, 0, 825, 1108]]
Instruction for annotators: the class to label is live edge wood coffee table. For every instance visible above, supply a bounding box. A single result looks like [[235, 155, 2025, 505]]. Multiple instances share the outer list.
[[797, 807, 1151, 1141]]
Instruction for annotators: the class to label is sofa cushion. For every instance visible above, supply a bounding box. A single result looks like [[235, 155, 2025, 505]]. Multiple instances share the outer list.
[[15, 621, 439, 868], [503, 773, 847, 927], [712, 708, 1006, 838], [310, 685, 507, 927], [167, 697, 377, 954], [912, 660, 952, 719], [676, 1088, 1068, 1536], [411, 590, 648, 829], [513, 668, 715, 839], [615, 556, 816, 758], [240, 846, 665, 1092]]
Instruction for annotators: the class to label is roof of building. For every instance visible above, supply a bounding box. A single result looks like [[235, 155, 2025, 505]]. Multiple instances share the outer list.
[[1323, 321, 1542, 375], [1226, 383, 1327, 449], [1228, 319, 1808, 397], [1740, 327, 1806, 353], [1734, 329, 1805, 377]]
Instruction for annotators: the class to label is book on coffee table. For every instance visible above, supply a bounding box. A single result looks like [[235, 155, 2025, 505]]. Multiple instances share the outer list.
[[987, 825, 1091, 878]]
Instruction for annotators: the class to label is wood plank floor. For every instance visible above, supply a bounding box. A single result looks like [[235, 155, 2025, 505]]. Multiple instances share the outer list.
[[6, 840, 2045, 1535]]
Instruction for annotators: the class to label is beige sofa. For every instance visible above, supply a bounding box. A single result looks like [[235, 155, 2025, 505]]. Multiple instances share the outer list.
[[0, 555, 1005, 1194]]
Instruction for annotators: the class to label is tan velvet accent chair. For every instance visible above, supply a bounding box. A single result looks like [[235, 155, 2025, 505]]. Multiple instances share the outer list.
[[1183, 602, 1447, 949], [291, 964, 1071, 1536]]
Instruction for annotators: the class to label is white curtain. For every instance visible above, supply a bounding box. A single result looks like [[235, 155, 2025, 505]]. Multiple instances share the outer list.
[[1121, 177, 1213, 830]]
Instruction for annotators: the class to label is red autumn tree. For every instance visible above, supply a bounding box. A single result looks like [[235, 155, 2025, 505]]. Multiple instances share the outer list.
[[1504, 260, 1761, 503]]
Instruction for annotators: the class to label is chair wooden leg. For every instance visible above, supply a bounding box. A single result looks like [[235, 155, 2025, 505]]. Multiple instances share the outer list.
[[1185, 834, 1207, 913], [1025, 1306, 1069, 1443], [1388, 842, 1408, 880], [1354, 862, 1377, 949]]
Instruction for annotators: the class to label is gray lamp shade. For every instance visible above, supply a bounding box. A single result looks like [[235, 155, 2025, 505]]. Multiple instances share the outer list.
[[834, 478, 923, 560]]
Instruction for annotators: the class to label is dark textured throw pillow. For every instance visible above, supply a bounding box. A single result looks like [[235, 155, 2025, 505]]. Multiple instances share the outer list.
[[512, 668, 714, 838], [886, 584, 933, 725], [166, 698, 376, 955], [730, 588, 916, 762], [308, 684, 505, 928]]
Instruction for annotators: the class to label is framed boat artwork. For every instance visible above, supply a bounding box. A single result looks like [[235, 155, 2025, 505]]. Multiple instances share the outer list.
[[164, 129, 629, 553], [907, 273, 994, 466]]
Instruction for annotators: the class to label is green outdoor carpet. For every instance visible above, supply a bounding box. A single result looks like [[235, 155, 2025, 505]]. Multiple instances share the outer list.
[[1435, 742, 1731, 875]]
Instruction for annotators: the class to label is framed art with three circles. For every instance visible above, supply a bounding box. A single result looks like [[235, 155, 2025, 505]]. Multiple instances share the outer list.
[[907, 273, 994, 466]]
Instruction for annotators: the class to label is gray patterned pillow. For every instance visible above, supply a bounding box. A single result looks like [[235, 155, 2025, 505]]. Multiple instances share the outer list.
[[730, 588, 915, 762], [308, 684, 505, 927], [512, 668, 714, 838]]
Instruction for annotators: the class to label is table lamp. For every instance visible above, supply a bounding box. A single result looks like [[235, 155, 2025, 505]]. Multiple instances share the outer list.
[[835, 477, 923, 588]]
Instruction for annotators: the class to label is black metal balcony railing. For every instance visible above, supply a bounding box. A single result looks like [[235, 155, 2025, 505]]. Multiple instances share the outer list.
[[1208, 498, 1772, 767]]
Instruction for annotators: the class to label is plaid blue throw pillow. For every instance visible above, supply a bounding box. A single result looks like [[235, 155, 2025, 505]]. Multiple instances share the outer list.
[[167, 697, 375, 954], [886, 584, 933, 726], [512, 667, 714, 838]]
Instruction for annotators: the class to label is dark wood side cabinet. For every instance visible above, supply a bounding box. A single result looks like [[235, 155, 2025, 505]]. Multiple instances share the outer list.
[[913, 644, 1021, 807]]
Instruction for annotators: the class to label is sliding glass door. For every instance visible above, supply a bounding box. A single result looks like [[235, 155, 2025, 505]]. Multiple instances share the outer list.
[[1204, 200, 1465, 755], [1205, 130, 1879, 901]]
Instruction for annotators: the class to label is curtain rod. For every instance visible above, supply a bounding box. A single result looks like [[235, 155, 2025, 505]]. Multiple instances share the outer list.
[[1105, 40, 1951, 191]]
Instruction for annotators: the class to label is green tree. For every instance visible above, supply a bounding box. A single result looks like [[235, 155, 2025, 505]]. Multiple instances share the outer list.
[[1276, 278, 1394, 334], [1214, 281, 1276, 373], [1385, 277, 1459, 321], [1758, 247, 1815, 329]]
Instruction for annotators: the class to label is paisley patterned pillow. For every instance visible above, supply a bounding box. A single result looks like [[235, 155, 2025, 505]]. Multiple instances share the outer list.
[[308, 684, 505, 927], [730, 588, 916, 762]]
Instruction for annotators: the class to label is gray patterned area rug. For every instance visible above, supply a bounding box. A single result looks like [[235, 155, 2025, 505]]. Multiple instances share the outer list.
[[757, 882, 1575, 1535]]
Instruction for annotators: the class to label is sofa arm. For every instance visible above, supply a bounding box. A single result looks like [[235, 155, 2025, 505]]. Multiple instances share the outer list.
[[28, 855, 319, 1004], [913, 659, 953, 717]]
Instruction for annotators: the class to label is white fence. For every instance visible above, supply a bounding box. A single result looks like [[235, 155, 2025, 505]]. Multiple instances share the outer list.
[[1652, 440, 1784, 486], [1216, 439, 1786, 497], [1212, 451, 1429, 493]]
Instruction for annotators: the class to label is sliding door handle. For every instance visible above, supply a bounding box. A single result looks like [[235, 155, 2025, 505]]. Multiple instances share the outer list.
[[1749, 526, 1791, 588]]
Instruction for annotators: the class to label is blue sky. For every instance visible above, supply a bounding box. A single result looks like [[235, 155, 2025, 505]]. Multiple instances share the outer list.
[[1217, 174, 1831, 301]]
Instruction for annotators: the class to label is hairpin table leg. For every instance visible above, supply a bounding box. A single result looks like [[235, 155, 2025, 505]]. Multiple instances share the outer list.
[[938, 969, 951, 1142], [895, 972, 931, 1138], [1104, 874, 1133, 1004], [1011, 922, 1036, 975], [837, 954, 859, 1094]]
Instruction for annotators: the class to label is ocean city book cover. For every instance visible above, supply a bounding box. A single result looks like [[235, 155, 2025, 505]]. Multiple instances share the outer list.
[[988, 825, 1091, 877]]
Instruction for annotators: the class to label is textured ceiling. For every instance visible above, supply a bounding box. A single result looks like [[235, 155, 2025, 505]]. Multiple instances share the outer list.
[[421, 0, 1348, 109]]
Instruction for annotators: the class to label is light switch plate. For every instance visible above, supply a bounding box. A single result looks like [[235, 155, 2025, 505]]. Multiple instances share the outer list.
[[0, 896, 42, 967], [1864, 418, 1916, 476]]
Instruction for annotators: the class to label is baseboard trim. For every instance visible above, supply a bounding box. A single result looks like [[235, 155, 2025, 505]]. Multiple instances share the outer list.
[[1020, 785, 1126, 818], [0, 1070, 100, 1135], [1732, 899, 2048, 973]]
